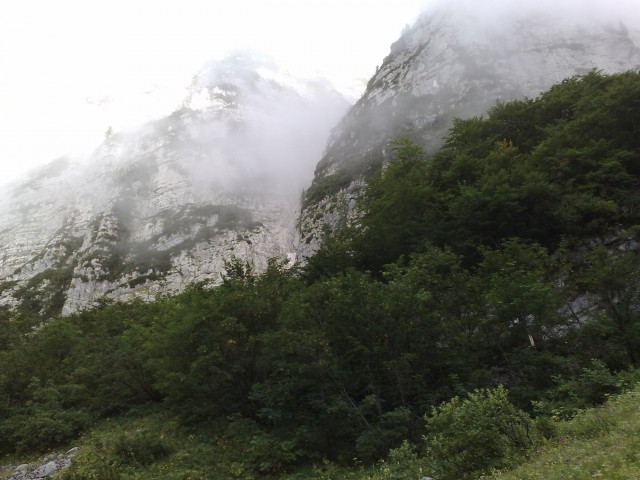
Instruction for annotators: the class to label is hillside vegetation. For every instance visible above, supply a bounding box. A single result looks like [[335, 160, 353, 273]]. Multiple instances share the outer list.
[[481, 385, 640, 480], [1, 70, 640, 479]]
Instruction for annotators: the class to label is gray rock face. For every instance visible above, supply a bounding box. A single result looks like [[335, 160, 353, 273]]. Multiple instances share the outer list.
[[3, 5, 640, 312], [32, 462, 58, 478], [0, 52, 348, 316], [0, 447, 78, 479], [297, 3, 640, 257]]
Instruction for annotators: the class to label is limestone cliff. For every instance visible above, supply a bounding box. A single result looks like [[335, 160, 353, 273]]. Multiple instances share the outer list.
[[297, 3, 640, 256], [0, 52, 348, 316]]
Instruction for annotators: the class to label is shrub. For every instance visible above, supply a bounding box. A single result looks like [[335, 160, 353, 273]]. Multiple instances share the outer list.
[[423, 385, 536, 480], [225, 417, 303, 475], [370, 440, 429, 480], [0, 381, 91, 454], [1, 408, 90, 453], [543, 359, 620, 418], [355, 407, 412, 462]]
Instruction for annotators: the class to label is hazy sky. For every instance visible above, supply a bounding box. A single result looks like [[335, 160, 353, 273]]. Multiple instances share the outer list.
[[0, 0, 428, 186]]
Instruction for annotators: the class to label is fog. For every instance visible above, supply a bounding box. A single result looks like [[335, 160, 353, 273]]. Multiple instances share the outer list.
[[0, 0, 429, 188], [311, 0, 640, 184], [425, 0, 640, 25], [1, 0, 639, 295], [2, 0, 639, 204], [178, 54, 350, 201], [149, 52, 342, 199], [416, 1, 640, 52]]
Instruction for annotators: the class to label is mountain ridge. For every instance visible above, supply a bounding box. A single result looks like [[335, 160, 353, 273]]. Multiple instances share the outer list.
[[297, 4, 640, 256], [0, 53, 348, 315], [2, 4, 640, 315]]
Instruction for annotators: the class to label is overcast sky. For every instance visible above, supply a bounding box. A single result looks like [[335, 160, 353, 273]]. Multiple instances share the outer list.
[[0, 0, 429, 186], [2, 0, 639, 188]]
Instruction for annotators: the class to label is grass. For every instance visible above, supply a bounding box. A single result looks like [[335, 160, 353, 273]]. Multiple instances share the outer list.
[[57, 409, 310, 480], [0, 466, 14, 478], [57, 412, 224, 480], [482, 385, 640, 480]]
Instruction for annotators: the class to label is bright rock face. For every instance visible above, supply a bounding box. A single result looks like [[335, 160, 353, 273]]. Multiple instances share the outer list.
[[297, 4, 640, 256], [0, 53, 348, 316]]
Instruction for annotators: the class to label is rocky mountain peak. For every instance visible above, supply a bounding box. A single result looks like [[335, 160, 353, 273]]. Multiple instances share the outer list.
[[297, 2, 640, 255], [0, 53, 348, 316]]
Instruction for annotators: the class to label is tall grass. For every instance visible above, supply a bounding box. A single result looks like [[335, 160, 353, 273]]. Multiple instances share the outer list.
[[482, 385, 640, 480]]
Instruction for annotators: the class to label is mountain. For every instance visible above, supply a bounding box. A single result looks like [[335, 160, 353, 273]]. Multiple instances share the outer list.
[[3, 2, 640, 317], [0, 52, 348, 316], [297, 2, 640, 255]]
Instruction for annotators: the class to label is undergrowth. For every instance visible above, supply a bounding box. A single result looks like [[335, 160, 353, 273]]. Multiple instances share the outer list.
[[53, 383, 640, 480]]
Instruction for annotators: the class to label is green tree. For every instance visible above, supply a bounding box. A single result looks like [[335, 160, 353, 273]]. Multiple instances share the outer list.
[[148, 259, 298, 422], [358, 137, 433, 271], [578, 246, 640, 367]]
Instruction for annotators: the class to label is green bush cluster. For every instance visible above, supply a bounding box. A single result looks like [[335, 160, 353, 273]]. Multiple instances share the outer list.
[[2, 71, 640, 479], [482, 385, 640, 479], [423, 386, 537, 479]]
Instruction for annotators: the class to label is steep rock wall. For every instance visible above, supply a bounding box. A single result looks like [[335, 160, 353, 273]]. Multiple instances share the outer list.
[[0, 53, 348, 316], [297, 4, 640, 257]]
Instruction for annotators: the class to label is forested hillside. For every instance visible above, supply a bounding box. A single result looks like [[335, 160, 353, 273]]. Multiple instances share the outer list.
[[1, 71, 639, 479]]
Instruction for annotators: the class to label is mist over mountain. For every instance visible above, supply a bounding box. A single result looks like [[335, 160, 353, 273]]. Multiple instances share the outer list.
[[298, 0, 640, 254], [2, 0, 640, 316], [0, 52, 348, 315]]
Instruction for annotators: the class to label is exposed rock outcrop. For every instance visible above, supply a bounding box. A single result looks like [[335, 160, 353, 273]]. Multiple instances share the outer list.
[[0, 447, 78, 479], [0, 52, 348, 315], [297, 2, 640, 257]]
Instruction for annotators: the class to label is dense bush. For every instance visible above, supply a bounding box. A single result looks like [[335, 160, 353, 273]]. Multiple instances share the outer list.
[[423, 386, 537, 480]]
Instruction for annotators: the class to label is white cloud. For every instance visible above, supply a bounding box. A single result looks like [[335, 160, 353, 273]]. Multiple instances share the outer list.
[[3, 0, 637, 187], [0, 0, 429, 186]]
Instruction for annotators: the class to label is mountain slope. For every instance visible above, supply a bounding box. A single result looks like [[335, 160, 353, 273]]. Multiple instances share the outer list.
[[298, 2, 640, 255], [0, 52, 348, 316]]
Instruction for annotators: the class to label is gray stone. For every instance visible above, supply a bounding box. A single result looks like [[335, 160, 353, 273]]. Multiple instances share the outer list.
[[32, 460, 57, 477], [66, 447, 80, 456]]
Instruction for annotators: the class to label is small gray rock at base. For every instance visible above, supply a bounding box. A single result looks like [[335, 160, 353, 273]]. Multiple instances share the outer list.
[[33, 460, 58, 477]]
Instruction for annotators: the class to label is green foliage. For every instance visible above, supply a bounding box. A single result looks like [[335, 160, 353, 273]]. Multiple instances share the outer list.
[[366, 440, 429, 480], [225, 416, 304, 475], [302, 170, 353, 209], [303, 225, 363, 281], [355, 407, 412, 463], [423, 386, 537, 480], [147, 259, 299, 423], [326, 71, 640, 272], [483, 385, 640, 480], [577, 246, 640, 367], [0, 379, 91, 453], [57, 416, 173, 480], [358, 138, 433, 270], [540, 359, 620, 418], [112, 430, 171, 466]]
